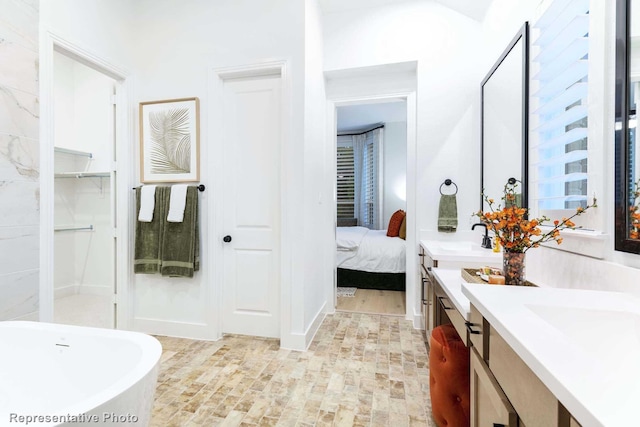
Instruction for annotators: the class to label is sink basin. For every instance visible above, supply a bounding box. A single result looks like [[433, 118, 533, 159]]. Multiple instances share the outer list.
[[421, 239, 501, 262], [525, 304, 640, 365], [439, 242, 474, 251]]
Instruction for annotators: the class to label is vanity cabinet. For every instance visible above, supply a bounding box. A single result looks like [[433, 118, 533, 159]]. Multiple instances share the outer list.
[[470, 347, 517, 427], [468, 304, 583, 427], [433, 279, 467, 344], [419, 247, 436, 339]]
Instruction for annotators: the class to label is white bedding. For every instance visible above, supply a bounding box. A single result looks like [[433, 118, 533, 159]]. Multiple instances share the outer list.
[[336, 227, 406, 273]]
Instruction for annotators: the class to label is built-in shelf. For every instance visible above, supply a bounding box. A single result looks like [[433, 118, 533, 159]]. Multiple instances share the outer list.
[[54, 172, 110, 179], [54, 225, 94, 232], [54, 146, 93, 158]]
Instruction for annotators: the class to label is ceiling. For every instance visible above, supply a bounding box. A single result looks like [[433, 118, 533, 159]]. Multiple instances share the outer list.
[[337, 100, 407, 132], [318, 0, 492, 22]]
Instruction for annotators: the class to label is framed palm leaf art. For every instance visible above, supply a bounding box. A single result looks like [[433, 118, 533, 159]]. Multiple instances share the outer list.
[[139, 97, 200, 182]]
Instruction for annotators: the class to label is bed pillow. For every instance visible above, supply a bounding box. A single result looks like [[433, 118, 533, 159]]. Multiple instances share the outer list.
[[399, 216, 407, 240], [387, 209, 406, 237]]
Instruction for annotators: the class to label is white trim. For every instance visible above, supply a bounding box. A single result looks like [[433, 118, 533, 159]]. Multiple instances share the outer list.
[[39, 30, 132, 329], [327, 91, 418, 326], [280, 302, 327, 351], [208, 60, 292, 344], [131, 318, 215, 341]]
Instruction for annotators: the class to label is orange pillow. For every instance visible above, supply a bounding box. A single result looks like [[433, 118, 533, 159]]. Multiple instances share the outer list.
[[399, 216, 407, 240], [387, 209, 406, 237]]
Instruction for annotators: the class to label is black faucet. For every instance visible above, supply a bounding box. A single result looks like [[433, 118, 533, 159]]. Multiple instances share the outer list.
[[472, 223, 493, 249]]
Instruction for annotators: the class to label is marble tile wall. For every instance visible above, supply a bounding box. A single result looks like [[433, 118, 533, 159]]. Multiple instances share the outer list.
[[0, 0, 40, 320]]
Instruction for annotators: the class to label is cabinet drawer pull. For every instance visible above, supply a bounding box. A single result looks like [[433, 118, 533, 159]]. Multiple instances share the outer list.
[[493, 424, 506, 427], [465, 321, 481, 335], [438, 296, 453, 310]]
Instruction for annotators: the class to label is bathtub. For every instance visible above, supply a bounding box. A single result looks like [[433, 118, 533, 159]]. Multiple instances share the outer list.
[[0, 321, 162, 426]]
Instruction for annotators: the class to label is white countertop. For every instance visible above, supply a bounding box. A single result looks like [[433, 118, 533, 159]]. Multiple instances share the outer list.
[[431, 268, 471, 320], [420, 239, 502, 263], [462, 283, 640, 427]]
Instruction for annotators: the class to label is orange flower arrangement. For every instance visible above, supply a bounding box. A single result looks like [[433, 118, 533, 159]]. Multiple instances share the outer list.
[[630, 178, 640, 240], [475, 183, 597, 253]]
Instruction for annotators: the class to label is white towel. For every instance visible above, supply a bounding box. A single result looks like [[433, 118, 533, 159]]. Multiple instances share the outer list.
[[137, 185, 157, 222], [167, 185, 189, 223]]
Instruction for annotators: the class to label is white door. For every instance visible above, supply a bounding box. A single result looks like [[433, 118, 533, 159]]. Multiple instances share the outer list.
[[221, 75, 281, 338]]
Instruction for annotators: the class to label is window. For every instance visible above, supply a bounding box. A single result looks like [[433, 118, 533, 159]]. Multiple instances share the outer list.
[[335, 128, 383, 229], [362, 132, 378, 228], [336, 140, 355, 219], [531, 0, 590, 212]]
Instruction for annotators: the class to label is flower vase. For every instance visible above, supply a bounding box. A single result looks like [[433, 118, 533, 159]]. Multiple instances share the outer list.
[[503, 251, 526, 286]]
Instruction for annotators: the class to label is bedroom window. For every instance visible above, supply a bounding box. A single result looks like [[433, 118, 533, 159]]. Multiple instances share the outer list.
[[337, 143, 355, 219], [336, 127, 383, 229]]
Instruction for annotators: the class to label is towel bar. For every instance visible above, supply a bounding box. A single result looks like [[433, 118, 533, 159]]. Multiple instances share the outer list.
[[132, 184, 205, 192]]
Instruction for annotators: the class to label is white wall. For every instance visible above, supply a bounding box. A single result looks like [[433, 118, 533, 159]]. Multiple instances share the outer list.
[[324, 1, 483, 235], [129, 0, 320, 345], [383, 121, 407, 227], [0, 0, 39, 320], [302, 0, 329, 344], [324, 1, 483, 321], [39, 0, 329, 348], [482, 0, 640, 291], [41, 0, 135, 68]]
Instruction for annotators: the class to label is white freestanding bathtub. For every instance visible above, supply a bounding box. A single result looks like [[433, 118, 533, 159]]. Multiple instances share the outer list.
[[0, 321, 162, 426]]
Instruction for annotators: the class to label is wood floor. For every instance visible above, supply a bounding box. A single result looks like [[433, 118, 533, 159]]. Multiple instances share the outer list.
[[336, 289, 406, 316]]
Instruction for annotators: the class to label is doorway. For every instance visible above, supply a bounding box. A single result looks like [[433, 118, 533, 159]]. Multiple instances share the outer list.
[[40, 34, 131, 329], [334, 99, 408, 316], [51, 51, 117, 328]]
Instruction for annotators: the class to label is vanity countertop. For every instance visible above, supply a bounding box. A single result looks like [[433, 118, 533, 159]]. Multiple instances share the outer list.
[[431, 268, 471, 320], [462, 283, 640, 427], [420, 239, 502, 263]]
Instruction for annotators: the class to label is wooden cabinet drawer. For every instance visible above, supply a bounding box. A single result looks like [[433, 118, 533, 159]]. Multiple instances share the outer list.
[[438, 294, 466, 343], [471, 347, 517, 427], [468, 304, 486, 359], [490, 326, 558, 427]]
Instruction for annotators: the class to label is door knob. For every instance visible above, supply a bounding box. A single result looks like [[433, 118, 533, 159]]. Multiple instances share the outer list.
[[223, 235, 232, 243]]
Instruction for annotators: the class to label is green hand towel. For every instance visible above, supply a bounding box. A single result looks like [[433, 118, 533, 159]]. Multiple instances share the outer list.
[[160, 186, 200, 278], [134, 186, 168, 274], [438, 194, 458, 233], [505, 193, 522, 208]]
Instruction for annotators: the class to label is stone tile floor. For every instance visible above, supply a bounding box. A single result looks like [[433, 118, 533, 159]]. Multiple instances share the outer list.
[[151, 312, 434, 426]]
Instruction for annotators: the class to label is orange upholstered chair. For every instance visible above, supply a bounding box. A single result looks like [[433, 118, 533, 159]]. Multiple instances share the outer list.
[[429, 324, 470, 427]]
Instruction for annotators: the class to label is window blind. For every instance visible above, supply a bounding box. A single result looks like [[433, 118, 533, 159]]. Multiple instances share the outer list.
[[336, 142, 355, 219], [531, 0, 590, 210]]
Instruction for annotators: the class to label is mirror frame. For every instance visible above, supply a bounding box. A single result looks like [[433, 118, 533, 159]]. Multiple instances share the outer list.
[[480, 22, 529, 212], [615, 0, 640, 253]]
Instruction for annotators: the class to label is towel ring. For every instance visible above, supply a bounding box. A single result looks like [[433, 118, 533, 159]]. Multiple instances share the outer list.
[[440, 179, 458, 195]]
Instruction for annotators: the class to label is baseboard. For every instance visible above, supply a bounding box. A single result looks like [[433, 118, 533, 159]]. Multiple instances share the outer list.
[[55, 284, 112, 299], [412, 307, 423, 330], [280, 301, 327, 351], [77, 284, 112, 296], [132, 317, 219, 341], [54, 284, 76, 299]]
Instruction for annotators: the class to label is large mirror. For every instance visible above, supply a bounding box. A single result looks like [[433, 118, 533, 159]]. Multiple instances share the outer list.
[[481, 23, 529, 211], [616, 0, 640, 253]]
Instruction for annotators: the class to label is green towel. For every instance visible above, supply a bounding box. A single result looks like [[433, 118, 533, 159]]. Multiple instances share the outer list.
[[505, 193, 522, 208], [134, 186, 168, 274], [160, 186, 200, 278], [438, 194, 458, 232]]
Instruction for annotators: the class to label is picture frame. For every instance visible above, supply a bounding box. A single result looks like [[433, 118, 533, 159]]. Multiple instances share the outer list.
[[139, 97, 200, 183]]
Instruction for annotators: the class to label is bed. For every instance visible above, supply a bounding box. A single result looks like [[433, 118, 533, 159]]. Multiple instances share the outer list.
[[336, 226, 406, 291]]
